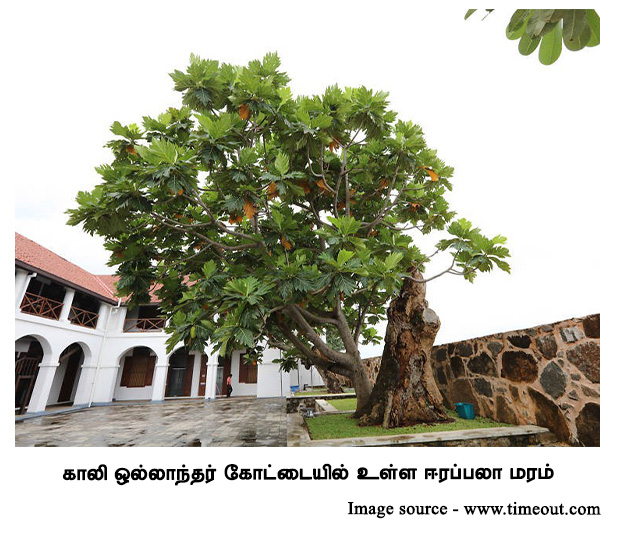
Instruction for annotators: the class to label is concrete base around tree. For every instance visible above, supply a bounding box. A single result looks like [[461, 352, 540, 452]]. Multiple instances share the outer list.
[[287, 413, 557, 447]]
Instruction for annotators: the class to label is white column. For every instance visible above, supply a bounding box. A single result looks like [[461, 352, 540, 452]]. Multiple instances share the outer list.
[[112, 306, 128, 333], [151, 363, 169, 402], [92, 365, 120, 404], [58, 288, 76, 322], [15, 271, 32, 310], [96, 303, 111, 331], [191, 354, 201, 396], [72, 365, 97, 406], [204, 355, 218, 400], [27, 362, 59, 413]]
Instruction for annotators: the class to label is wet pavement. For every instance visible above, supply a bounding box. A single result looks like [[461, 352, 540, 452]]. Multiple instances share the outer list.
[[15, 397, 287, 447]]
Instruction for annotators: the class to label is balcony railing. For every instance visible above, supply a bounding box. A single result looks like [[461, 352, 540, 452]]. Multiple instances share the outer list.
[[123, 317, 166, 332], [69, 306, 99, 329], [20, 292, 64, 320]]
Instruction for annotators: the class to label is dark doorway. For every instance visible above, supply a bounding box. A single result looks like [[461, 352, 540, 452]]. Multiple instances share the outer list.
[[216, 356, 232, 396], [165, 348, 194, 397], [15, 338, 44, 414], [57, 344, 84, 403], [198, 354, 208, 396]]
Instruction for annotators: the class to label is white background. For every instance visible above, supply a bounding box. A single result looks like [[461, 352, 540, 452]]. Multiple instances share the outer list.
[[4, 2, 615, 532]]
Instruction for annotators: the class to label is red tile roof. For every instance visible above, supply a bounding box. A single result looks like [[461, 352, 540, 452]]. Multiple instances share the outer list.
[[15, 233, 119, 303]]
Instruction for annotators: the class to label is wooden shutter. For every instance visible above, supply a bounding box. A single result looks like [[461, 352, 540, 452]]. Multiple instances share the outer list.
[[238, 353, 248, 383], [145, 355, 156, 386], [246, 363, 258, 384], [120, 356, 133, 386], [238, 353, 258, 384], [121, 348, 156, 388]]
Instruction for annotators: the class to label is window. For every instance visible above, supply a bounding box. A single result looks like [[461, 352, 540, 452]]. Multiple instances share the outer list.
[[120, 348, 156, 388], [238, 354, 258, 384]]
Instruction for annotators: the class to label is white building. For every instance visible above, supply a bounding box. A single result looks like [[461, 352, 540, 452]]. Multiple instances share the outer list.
[[15, 233, 322, 415]]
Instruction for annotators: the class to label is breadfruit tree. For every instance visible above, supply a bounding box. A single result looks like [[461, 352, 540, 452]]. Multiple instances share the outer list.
[[68, 53, 509, 425]]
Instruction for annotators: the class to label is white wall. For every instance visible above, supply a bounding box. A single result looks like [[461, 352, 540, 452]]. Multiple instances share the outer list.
[[257, 348, 291, 398], [15, 280, 318, 410], [229, 350, 258, 397], [289, 364, 324, 390]]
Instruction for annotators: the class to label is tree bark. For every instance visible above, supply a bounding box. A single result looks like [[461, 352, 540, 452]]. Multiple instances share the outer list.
[[356, 272, 450, 427], [315, 367, 346, 394], [351, 355, 373, 414]]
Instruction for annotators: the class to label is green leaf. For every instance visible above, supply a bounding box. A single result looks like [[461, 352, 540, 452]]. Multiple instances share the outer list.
[[506, 9, 530, 39], [562, 10, 587, 43], [539, 23, 563, 65], [328, 216, 362, 237], [464, 9, 477, 20], [564, 24, 591, 52], [384, 252, 403, 271], [586, 10, 600, 47], [506, 23, 527, 41], [518, 34, 541, 56], [275, 152, 290, 176], [234, 327, 254, 348], [336, 249, 355, 266], [525, 10, 551, 38]]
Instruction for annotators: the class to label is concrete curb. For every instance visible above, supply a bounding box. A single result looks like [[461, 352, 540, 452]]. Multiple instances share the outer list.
[[288, 417, 556, 447]]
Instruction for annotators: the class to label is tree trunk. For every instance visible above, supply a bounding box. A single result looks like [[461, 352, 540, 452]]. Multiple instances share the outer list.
[[356, 272, 450, 427], [315, 367, 346, 394], [351, 355, 373, 415]]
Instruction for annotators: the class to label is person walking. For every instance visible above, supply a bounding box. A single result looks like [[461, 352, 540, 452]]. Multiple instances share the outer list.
[[226, 374, 233, 398]]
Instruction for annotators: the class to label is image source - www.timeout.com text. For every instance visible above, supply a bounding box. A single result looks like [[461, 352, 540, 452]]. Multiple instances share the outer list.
[[347, 502, 601, 518]]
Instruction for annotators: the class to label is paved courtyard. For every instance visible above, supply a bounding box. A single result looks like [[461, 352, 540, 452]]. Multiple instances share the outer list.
[[15, 397, 288, 447]]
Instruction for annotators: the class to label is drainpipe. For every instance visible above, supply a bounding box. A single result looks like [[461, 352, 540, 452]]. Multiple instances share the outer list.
[[87, 298, 121, 408]]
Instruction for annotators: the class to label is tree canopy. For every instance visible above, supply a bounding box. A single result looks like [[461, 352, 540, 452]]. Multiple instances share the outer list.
[[68, 53, 509, 409]]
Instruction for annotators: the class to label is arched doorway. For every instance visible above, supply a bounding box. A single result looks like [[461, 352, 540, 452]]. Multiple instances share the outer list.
[[114, 347, 158, 401], [15, 336, 44, 414], [50, 343, 85, 405], [165, 348, 194, 397]]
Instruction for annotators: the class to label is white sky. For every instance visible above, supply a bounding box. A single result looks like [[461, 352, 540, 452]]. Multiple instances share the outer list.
[[8, 1, 612, 352]]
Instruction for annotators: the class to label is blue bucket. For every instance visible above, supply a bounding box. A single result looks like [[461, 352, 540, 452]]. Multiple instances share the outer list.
[[454, 402, 475, 419]]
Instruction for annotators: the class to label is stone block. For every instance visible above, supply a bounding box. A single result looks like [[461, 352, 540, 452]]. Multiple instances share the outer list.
[[472, 378, 493, 397], [581, 385, 599, 399], [452, 379, 476, 404], [450, 356, 466, 378], [536, 335, 558, 359], [487, 341, 503, 356], [467, 352, 497, 377], [560, 326, 584, 343], [566, 342, 600, 383], [582, 314, 600, 339], [496, 396, 519, 425], [576, 402, 600, 446], [539, 361, 567, 399], [528, 388, 571, 442], [501, 351, 539, 383], [433, 347, 447, 362], [455, 342, 474, 357], [508, 334, 532, 349]]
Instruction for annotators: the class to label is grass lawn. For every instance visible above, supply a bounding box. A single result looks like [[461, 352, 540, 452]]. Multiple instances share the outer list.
[[306, 398, 510, 440], [326, 398, 357, 411]]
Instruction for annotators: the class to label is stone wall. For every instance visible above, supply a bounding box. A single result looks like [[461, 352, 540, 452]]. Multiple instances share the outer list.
[[359, 314, 600, 446]]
